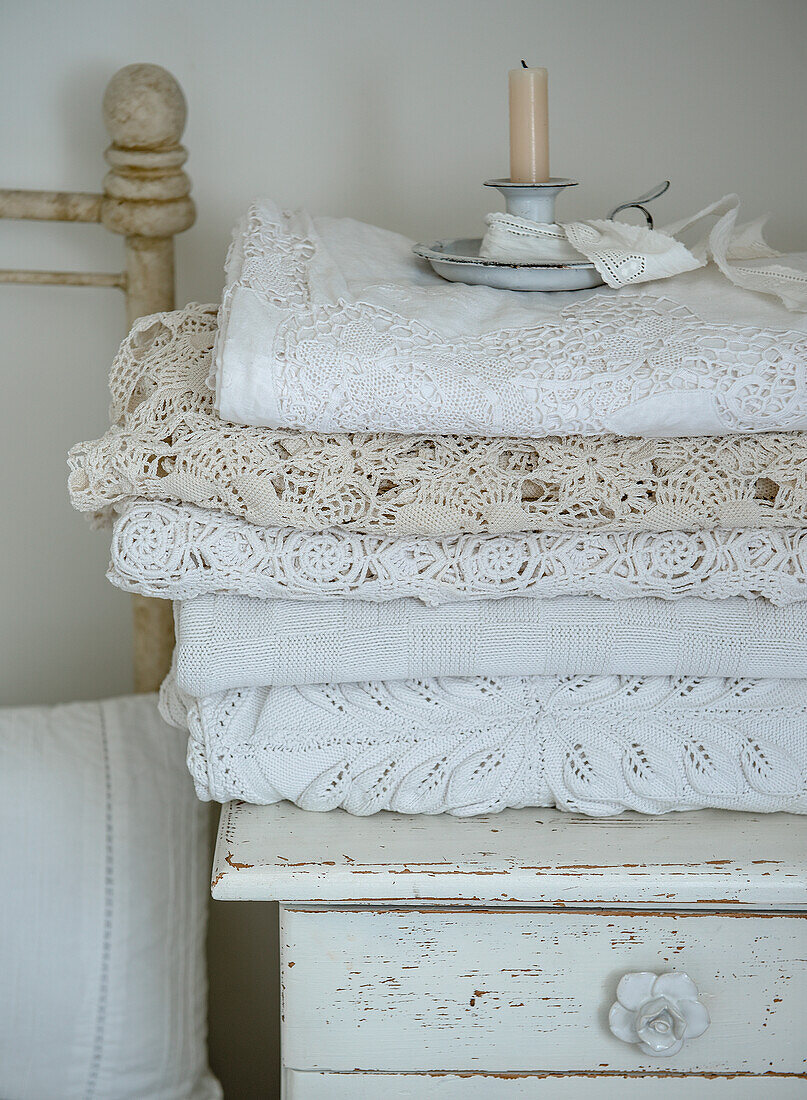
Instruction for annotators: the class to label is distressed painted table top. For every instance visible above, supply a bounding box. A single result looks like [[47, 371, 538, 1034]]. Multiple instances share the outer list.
[[212, 803, 807, 910]]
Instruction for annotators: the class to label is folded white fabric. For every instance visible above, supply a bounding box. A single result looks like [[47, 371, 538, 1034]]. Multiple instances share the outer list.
[[160, 674, 807, 817], [109, 501, 807, 606], [481, 194, 807, 309], [174, 593, 807, 695], [479, 217, 590, 263], [213, 201, 807, 437], [67, 305, 807, 536]]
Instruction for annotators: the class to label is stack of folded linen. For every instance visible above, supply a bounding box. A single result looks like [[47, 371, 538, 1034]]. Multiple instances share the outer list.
[[69, 201, 807, 817]]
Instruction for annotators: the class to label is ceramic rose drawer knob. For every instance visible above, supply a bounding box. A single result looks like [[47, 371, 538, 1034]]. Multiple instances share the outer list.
[[608, 971, 710, 1057]]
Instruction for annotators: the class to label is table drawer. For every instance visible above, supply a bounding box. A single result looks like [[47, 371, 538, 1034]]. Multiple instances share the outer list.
[[280, 907, 807, 1075]]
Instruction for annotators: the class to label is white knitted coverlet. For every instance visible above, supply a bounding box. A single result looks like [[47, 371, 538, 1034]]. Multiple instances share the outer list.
[[174, 593, 807, 695], [159, 674, 807, 816], [213, 202, 807, 437], [110, 501, 807, 606], [67, 306, 807, 536]]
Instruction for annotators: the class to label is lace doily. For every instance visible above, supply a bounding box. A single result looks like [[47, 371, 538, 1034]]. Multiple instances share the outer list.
[[160, 674, 807, 816], [213, 202, 807, 437], [109, 501, 807, 606], [174, 592, 807, 696], [68, 307, 807, 536]]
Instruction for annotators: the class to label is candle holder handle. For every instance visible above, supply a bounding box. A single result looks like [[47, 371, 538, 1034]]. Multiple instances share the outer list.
[[608, 180, 670, 229]]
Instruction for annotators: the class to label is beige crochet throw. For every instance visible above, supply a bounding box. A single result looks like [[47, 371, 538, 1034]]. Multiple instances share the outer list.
[[68, 305, 807, 536]]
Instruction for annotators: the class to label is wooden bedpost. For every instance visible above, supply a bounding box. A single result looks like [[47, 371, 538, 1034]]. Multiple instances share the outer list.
[[102, 63, 196, 694]]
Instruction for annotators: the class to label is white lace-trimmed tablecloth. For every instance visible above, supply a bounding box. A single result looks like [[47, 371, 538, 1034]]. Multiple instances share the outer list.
[[159, 673, 807, 816], [212, 201, 807, 438], [109, 500, 807, 606], [174, 593, 807, 695], [67, 306, 807, 536]]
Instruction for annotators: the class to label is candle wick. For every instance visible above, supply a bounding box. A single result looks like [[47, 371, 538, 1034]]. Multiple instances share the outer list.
[[521, 59, 528, 68]]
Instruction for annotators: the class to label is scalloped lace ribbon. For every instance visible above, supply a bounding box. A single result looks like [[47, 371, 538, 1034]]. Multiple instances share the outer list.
[[109, 501, 807, 606], [159, 673, 807, 816], [212, 201, 807, 436], [482, 194, 807, 310], [67, 305, 807, 536]]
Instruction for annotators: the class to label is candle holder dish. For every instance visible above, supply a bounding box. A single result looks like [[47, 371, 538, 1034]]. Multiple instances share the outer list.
[[414, 177, 601, 292], [413, 178, 669, 292], [417, 174, 602, 290]]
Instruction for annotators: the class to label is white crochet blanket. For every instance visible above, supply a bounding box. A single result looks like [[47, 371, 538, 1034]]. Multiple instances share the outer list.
[[68, 307, 807, 536], [174, 593, 807, 696], [213, 201, 807, 437], [110, 501, 807, 606], [160, 674, 807, 816]]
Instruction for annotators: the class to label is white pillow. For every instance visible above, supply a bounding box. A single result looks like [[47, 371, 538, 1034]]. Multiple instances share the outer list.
[[0, 694, 221, 1100]]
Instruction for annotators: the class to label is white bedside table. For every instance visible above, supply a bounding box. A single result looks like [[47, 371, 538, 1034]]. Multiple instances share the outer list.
[[212, 803, 807, 1097]]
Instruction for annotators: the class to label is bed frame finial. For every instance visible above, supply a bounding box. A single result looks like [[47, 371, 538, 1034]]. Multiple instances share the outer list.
[[101, 63, 195, 328], [103, 62, 187, 150]]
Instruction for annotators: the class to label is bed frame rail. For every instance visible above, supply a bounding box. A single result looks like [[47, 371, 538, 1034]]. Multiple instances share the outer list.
[[0, 63, 195, 693]]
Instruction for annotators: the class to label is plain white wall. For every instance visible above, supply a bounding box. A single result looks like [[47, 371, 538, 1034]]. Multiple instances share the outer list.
[[2, 0, 806, 1094]]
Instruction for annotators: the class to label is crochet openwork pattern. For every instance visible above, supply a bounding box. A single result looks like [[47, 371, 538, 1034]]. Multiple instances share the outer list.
[[160, 674, 807, 816], [68, 306, 807, 536], [110, 501, 807, 605], [213, 202, 807, 436]]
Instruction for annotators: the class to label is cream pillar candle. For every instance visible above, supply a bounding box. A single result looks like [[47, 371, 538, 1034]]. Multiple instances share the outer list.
[[509, 63, 550, 183]]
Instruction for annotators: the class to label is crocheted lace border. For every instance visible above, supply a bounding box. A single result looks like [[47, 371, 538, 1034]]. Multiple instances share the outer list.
[[68, 305, 807, 536], [110, 501, 807, 605], [212, 203, 807, 437]]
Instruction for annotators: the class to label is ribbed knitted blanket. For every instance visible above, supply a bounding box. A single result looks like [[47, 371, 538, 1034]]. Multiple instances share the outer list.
[[174, 593, 807, 695], [160, 674, 807, 817], [109, 501, 807, 606], [67, 306, 807, 535]]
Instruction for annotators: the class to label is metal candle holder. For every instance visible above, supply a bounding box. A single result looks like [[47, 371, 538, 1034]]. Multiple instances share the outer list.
[[413, 179, 671, 292], [484, 177, 579, 224]]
